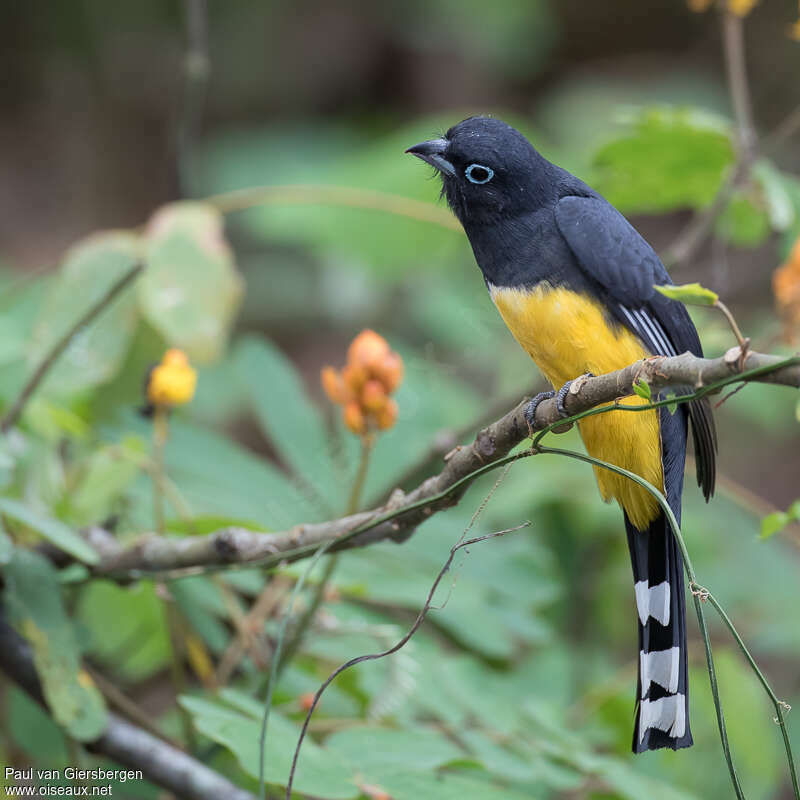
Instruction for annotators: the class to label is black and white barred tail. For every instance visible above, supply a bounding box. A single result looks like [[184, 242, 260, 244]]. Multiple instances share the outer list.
[[626, 511, 692, 751]]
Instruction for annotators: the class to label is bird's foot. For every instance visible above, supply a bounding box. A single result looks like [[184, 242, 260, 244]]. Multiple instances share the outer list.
[[524, 389, 555, 431], [556, 372, 595, 418]]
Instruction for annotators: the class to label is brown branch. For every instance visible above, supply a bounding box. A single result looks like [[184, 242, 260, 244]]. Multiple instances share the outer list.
[[87, 347, 799, 579], [0, 617, 255, 800], [0, 262, 144, 433]]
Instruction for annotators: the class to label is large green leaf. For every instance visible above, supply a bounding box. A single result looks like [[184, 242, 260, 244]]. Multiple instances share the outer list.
[[27, 231, 140, 394], [115, 412, 312, 530], [358, 769, 543, 800], [235, 336, 340, 510], [68, 440, 143, 527], [0, 497, 98, 564], [592, 107, 734, 214], [3, 550, 107, 741], [179, 695, 358, 799], [140, 202, 243, 362], [75, 580, 171, 682], [325, 725, 465, 771]]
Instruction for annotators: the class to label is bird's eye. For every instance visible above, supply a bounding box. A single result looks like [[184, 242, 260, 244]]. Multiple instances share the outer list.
[[465, 164, 494, 184]]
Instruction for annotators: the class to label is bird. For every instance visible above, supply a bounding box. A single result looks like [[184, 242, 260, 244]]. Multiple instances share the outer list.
[[406, 116, 716, 753]]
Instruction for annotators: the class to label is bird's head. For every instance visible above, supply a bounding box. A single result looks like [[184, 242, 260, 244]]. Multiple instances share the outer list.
[[406, 116, 553, 227]]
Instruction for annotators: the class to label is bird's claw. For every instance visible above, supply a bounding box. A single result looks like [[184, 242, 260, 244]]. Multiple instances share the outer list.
[[524, 389, 555, 430], [556, 372, 594, 418]]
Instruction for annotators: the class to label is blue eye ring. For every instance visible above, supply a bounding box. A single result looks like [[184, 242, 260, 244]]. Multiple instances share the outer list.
[[465, 163, 494, 184]]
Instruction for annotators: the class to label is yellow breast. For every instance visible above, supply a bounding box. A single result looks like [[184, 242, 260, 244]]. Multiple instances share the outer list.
[[490, 283, 663, 530]]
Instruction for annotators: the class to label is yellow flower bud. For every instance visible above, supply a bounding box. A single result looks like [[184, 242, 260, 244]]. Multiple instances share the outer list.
[[146, 349, 197, 407]]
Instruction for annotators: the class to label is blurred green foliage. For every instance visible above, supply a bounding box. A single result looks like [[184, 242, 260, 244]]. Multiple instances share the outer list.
[[1, 46, 800, 800]]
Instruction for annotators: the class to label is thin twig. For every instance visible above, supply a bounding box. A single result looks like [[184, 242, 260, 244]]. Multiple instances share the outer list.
[[87, 667, 183, 749], [277, 434, 374, 675], [664, 6, 757, 269], [88, 350, 800, 579], [535, 445, 747, 796], [258, 540, 335, 800], [0, 262, 143, 432], [284, 522, 530, 799], [537, 444, 798, 799], [722, 9, 757, 157], [703, 588, 800, 797]]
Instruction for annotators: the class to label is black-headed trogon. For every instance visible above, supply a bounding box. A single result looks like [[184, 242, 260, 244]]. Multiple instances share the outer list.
[[407, 116, 717, 752]]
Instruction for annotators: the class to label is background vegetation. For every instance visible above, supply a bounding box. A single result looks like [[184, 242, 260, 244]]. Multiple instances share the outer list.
[[1, 1, 800, 798]]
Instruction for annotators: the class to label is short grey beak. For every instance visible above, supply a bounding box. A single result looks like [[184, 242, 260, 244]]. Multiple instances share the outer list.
[[405, 138, 456, 177]]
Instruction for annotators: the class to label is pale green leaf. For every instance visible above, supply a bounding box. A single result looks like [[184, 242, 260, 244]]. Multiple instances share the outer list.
[[28, 231, 141, 394], [3, 550, 107, 741], [0, 521, 13, 564], [69, 445, 141, 526], [760, 512, 788, 540], [654, 282, 719, 307], [592, 106, 734, 213], [140, 202, 243, 363], [0, 497, 98, 565], [326, 725, 465, 772], [632, 378, 651, 400], [179, 695, 358, 799]]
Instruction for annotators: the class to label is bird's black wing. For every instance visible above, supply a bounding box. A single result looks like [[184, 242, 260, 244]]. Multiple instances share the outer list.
[[554, 194, 716, 500]]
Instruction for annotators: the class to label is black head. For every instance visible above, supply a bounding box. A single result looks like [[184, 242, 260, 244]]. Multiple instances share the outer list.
[[406, 116, 559, 227]]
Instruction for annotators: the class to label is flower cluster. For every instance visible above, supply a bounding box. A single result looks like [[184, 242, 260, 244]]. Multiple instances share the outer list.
[[321, 330, 403, 435], [146, 348, 197, 409], [773, 237, 800, 344]]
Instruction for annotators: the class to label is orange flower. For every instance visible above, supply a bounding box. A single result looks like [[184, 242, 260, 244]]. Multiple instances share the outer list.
[[321, 330, 404, 435], [375, 398, 398, 431], [343, 402, 366, 435], [347, 329, 390, 370], [773, 237, 800, 343]]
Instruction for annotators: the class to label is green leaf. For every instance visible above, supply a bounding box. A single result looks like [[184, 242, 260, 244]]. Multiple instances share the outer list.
[[140, 202, 243, 363], [28, 231, 141, 394], [632, 378, 651, 400], [654, 282, 719, 307], [365, 769, 544, 800], [714, 190, 771, 248], [75, 580, 172, 682], [326, 726, 465, 772], [0, 497, 98, 564], [753, 160, 795, 232], [3, 550, 107, 741], [663, 390, 679, 415], [235, 336, 339, 508], [69, 444, 142, 527], [166, 514, 265, 536], [0, 519, 13, 564], [592, 107, 734, 214], [760, 511, 789, 540], [179, 695, 358, 799], [760, 500, 800, 540]]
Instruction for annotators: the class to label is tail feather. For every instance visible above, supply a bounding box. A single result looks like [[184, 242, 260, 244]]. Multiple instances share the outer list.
[[626, 512, 692, 752]]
